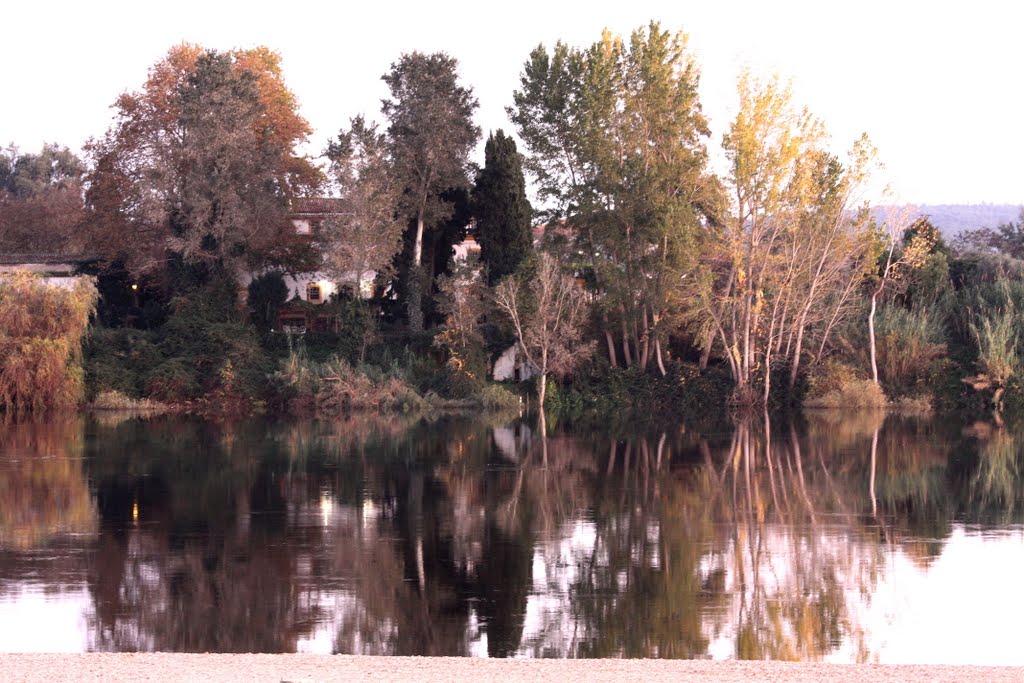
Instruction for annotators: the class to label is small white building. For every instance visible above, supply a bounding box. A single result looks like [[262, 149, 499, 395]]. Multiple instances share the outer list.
[[492, 344, 537, 382], [0, 254, 95, 290]]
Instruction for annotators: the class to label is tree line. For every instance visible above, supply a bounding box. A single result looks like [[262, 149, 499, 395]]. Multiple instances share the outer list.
[[2, 22, 1023, 413]]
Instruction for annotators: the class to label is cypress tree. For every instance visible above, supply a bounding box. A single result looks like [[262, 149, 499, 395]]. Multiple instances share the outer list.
[[472, 131, 533, 286]]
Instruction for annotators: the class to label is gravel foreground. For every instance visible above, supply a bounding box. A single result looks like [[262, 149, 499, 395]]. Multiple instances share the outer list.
[[2, 655, 1023, 683]]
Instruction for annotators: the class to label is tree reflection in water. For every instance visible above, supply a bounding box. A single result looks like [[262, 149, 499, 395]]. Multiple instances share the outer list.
[[2, 411, 1024, 658]]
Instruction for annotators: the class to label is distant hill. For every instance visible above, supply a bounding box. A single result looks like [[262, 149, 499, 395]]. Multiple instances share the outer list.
[[872, 204, 1023, 241]]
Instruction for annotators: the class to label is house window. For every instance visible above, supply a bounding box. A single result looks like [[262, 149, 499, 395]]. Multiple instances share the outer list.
[[293, 219, 311, 235], [306, 284, 322, 303]]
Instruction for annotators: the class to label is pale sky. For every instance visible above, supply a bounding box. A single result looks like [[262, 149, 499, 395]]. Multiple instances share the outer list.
[[5, 0, 1023, 205]]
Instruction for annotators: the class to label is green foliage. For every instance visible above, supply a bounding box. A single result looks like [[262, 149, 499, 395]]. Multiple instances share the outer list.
[[247, 271, 288, 333], [472, 131, 533, 286], [144, 358, 200, 402], [968, 281, 1019, 388], [84, 327, 163, 399], [548, 361, 732, 420], [874, 304, 947, 395]]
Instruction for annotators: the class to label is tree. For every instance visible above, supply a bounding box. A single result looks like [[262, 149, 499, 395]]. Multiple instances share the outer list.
[[509, 23, 721, 373], [322, 116, 404, 297], [434, 256, 488, 390], [866, 209, 933, 386], [381, 51, 480, 331], [472, 131, 533, 286], [954, 210, 1024, 259], [697, 73, 877, 403], [0, 144, 87, 254], [494, 253, 593, 410], [85, 45, 318, 280]]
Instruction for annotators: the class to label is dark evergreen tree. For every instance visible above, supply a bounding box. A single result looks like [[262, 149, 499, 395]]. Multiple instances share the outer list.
[[471, 131, 533, 286]]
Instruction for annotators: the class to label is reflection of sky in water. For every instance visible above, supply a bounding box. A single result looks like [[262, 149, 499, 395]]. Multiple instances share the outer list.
[[0, 587, 90, 652], [857, 526, 1024, 665], [285, 519, 1024, 661], [4, 511, 1024, 660]]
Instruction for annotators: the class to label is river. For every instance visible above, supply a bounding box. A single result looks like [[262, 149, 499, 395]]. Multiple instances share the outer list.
[[0, 410, 1021, 662]]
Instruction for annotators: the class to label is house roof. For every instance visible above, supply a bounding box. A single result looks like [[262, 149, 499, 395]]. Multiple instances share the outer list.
[[290, 197, 345, 216]]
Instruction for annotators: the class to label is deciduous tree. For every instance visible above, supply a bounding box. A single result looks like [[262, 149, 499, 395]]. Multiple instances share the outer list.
[[509, 23, 721, 374], [494, 253, 593, 410], [381, 51, 479, 331], [85, 45, 318, 280], [322, 116, 404, 297], [0, 144, 87, 254]]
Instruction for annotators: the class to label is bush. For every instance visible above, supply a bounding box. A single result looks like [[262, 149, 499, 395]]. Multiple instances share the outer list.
[[804, 377, 888, 409], [247, 271, 288, 333], [0, 273, 98, 412], [315, 358, 424, 414], [874, 304, 947, 395], [476, 383, 521, 411], [144, 358, 200, 402], [85, 327, 163, 399]]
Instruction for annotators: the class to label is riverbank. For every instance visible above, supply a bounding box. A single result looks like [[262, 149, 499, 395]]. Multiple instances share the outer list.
[[1, 654, 1021, 682]]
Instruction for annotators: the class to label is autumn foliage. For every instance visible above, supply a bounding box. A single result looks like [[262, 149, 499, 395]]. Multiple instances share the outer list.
[[0, 273, 98, 412]]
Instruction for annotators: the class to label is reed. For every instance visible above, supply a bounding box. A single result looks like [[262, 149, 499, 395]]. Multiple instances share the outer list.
[[0, 272, 98, 412]]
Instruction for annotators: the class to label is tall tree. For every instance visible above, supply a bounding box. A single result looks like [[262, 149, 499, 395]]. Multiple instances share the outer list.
[[85, 45, 318, 279], [322, 116, 404, 297], [698, 73, 877, 403], [0, 144, 87, 254], [472, 131, 533, 286], [381, 52, 479, 331], [509, 23, 721, 373]]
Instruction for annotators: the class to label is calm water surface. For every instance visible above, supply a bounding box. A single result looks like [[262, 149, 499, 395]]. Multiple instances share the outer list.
[[1, 411, 1023, 662]]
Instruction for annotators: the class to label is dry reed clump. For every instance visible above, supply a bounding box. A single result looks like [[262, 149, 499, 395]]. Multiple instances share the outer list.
[[805, 360, 889, 409], [0, 272, 98, 412], [315, 358, 426, 414], [89, 390, 170, 412]]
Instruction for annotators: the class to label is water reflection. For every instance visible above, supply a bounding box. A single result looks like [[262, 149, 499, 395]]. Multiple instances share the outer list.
[[0, 412, 1024, 661]]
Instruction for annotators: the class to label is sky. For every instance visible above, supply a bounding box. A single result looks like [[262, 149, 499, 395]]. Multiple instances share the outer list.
[[5, 0, 1023, 206]]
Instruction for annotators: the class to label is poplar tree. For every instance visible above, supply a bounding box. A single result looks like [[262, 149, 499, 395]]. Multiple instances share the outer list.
[[381, 52, 479, 331], [509, 23, 721, 374]]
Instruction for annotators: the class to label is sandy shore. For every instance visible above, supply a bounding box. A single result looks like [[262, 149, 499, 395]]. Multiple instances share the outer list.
[[1, 654, 1022, 682]]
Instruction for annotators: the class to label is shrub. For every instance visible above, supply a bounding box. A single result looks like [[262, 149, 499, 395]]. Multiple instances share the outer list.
[[85, 327, 163, 399], [247, 271, 288, 333], [476, 383, 521, 411], [0, 273, 98, 412], [804, 378, 888, 409], [144, 358, 200, 402], [874, 304, 947, 395], [315, 358, 424, 414]]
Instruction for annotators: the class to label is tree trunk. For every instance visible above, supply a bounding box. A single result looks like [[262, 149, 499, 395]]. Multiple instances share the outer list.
[[621, 315, 633, 368], [699, 330, 713, 370], [654, 336, 667, 377], [639, 308, 651, 370], [604, 327, 618, 369], [412, 213, 424, 268], [407, 266, 424, 333], [868, 290, 880, 384]]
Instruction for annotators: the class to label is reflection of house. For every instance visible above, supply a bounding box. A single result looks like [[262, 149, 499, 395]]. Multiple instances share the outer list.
[[0, 254, 96, 289]]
